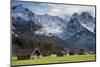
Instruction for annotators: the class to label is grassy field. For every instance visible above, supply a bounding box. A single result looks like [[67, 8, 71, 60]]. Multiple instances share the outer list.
[[12, 54, 96, 66]]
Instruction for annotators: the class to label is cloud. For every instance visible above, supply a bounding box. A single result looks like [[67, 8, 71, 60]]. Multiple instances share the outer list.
[[48, 8, 64, 17], [46, 4, 95, 17], [12, 1, 95, 17]]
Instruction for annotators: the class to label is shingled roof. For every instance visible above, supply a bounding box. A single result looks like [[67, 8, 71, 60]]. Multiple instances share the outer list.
[[16, 48, 41, 56]]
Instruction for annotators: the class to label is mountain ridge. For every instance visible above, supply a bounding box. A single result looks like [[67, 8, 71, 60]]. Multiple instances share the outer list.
[[12, 4, 96, 51]]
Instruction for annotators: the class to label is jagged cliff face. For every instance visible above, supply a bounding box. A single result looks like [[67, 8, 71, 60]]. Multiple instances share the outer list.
[[79, 12, 95, 33], [34, 14, 67, 38], [12, 4, 96, 51]]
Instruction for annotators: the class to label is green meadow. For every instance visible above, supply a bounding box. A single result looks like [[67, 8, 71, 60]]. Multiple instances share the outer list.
[[12, 54, 96, 66]]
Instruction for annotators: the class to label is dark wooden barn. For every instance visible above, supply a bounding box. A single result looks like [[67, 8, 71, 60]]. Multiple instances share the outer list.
[[16, 48, 41, 60]]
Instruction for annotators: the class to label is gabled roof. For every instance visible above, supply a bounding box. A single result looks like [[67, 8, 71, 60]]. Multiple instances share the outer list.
[[16, 48, 41, 56]]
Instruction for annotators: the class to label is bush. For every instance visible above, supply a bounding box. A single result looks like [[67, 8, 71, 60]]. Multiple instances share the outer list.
[[56, 52, 64, 57], [69, 50, 75, 55], [78, 49, 85, 55]]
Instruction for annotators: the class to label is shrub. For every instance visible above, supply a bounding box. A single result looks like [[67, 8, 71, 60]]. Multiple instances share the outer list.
[[78, 49, 85, 55], [69, 50, 75, 55], [56, 52, 64, 57]]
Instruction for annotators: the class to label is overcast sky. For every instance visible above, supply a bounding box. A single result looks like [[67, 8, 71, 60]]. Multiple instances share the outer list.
[[12, 1, 95, 17]]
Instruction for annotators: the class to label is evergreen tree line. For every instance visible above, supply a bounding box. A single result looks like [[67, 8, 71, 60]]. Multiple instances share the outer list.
[[12, 35, 88, 56], [12, 35, 65, 56]]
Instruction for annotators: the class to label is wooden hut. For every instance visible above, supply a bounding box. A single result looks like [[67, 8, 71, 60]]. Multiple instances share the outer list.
[[16, 48, 41, 60]]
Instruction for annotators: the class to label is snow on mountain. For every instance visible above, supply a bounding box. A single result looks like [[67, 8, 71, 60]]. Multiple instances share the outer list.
[[62, 12, 96, 39], [34, 14, 67, 38], [79, 12, 95, 33], [63, 13, 83, 39], [12, 4, 41, 35], [12, 4, 96, 41], [12, 4, 96, 51], [12, 4, 35, 21], [12, 4, 66, 38]]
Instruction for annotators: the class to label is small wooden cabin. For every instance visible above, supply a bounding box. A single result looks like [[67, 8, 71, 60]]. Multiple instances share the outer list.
[[16, 48, 41, 60]]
